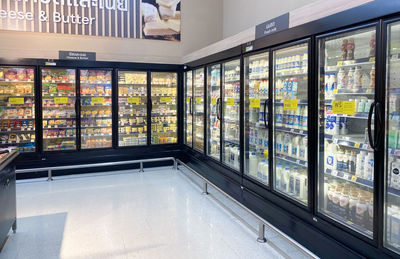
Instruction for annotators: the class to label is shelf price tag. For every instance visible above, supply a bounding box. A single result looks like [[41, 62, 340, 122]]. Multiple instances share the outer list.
[[54, 97, 68, 104], [263, 150, 268, 158], [196, 97, 202, 104], [250, 98, 261, 108], [332, 101, 355, 115], [354, 143, 361, 149], [186, 97, 191, 103], [9, 97, 24, 105], [366, 88, 373, 94], [92, 97, 105, 104], [160, 97, 171, 103], [283, 99, 298, 111], [337, 61, 343, 66], [211, 98, 217, 105], [351, 176, 357, 182], [127, 97, 140, 104], [226, 98, 235, 106], [369, 57, 375, 63]]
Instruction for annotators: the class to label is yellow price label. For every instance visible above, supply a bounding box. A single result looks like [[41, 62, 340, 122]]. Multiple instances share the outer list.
[[92, 97, 105, 104], [337, 61, 343, 66], [250, 98, 261, 108], [263, 150, 268, 158], [196, 97, 202, 104], [351, 176, 357, 182], [186, 97, 191, 103], [283, 99, 298, 111], [354, 143, 361, 148], [333, 89, 338, 94], [160, 97, 171, 103], [8, 97, 24, 105], [366, 88, 372, 94], [54, 97, 68, 104], [369, 57, 375, 62], [127, 97, 140, 104], [211, 98, 217, 105], [226, 98, 235, 106], [332, 100, 355, 115]]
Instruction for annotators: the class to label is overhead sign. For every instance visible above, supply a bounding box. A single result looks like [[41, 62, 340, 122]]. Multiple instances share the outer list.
[[0, 0, 181, 41], [59, 51, 96, 61], [255, 13, 289, 40]]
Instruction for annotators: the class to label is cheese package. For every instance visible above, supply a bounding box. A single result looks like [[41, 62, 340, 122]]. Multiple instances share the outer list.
[[143, 21, 177, 36]]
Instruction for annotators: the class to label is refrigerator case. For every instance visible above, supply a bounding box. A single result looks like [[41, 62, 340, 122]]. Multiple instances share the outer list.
[[118, 71, 147, 147], [385, 21, 400, 254], [222, 60, 241, 170], [0, 67, 35, 152], [245, 53, 269, 185], [151, 72, 177, 144], [207, 65, 221, 160], [80, 69, 112, 149], [194, 69, 204, 152], [318, 27, 376, 237], [273, 43, 309, 205], [184, 71, 193, 147], [42, 68, 77, 151]]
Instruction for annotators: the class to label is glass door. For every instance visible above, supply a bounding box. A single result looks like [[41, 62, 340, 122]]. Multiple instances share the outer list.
[[222, 59, 240, 170], [245, 52, 269, 185], [42, 68, 76, 151], [117, 71, 147, 147], [207, 64, 221, 160], [184, 71, 193, 147], [385, 21, 400, 254], [193, 68, 204, 152], [0, 67, 35, 152], [150, 72, 177, 144], [273, 43, 309, 205], [80, 69, 112, 149], [318, 26, 377, 237]]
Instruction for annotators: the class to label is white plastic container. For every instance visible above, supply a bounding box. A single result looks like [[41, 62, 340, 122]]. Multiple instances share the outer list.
[[276, 163, 283, 189], [296, 173, 307, 200], [249, 152, 258, 176], [364, 152, 374, 180], [282, 165, 291, 193]]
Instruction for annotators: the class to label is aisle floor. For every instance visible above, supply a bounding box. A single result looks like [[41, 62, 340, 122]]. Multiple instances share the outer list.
[[0, 167, 309, 259]]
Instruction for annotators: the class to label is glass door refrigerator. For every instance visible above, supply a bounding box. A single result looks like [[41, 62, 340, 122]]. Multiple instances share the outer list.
[[150, 72, 177, 144], [193, 68, 204, 153], [222, 59, 240, 170], [244, 52, 269, 185], [117, 71, 147, 147], [41, 68, 77, 151], [80, 69, 112, 149], [184, 71, 193, 148], [207, 64, 221, 160], [0, 67, 35, 152], [384, 20, 400, 255], [273, 42, 309, 205], [318, 26, 377, 237]]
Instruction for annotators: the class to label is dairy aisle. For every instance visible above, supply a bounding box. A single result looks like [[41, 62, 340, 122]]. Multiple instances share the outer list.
[[273, 43, 309, 205], [245, 52, 269, 185], [207, 64, 221, 160], [193, 68, 204, 152], [184, 71, 193, 148], [222, 59, 241, 171], [318, 26, 377, 237]]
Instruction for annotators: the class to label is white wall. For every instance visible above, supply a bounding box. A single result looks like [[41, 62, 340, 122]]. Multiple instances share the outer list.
[[222, 0, 319, 38], [0, 0, 222, 64]]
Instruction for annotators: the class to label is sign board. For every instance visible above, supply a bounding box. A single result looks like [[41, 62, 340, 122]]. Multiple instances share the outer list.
[[283, 99, 298, 111], [9, 97, 24, 105], [59, 51, 96, 61], [255, 13, 289, 40], [54, 97, 68, 104], [332, 101, 356, 115]]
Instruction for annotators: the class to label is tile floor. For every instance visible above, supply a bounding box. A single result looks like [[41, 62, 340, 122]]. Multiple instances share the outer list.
[[0, 166, 313, 259]]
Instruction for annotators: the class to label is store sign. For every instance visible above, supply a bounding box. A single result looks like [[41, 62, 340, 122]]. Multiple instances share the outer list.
[[59, 51, 96, 61], [255, 13, 289, 40], [0, 0, 181, 41], [332, 100, 356, 115]]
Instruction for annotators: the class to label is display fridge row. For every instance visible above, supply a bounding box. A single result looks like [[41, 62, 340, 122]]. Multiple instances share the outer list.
[[0, 68, 178, 152], [184, 20, 400, 255]]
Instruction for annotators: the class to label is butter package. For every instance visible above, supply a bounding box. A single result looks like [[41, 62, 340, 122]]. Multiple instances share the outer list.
[[143, 21, 177, 36]]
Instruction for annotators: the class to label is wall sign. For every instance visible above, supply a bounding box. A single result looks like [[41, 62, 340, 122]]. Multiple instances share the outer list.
[[255, 13, 289, 40], [0, 0, 181, 41], [59, 51, 96, 61]]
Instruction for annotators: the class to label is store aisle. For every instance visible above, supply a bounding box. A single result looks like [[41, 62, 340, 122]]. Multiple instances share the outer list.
[[1, 167, 305, 259]]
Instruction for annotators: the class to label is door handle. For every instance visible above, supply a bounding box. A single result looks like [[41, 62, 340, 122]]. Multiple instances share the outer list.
[[263, 99, 268, 128], [367, 101, 381, 151], [216, 98, 221, 120], [189, 97, 193, 115]]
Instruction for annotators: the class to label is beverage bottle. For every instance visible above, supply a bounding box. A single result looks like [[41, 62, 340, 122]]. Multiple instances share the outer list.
[[225, 145, 231, 164], [292, 78, 298, 99], [325, 74, 330, 97], [276, 106, 283, 127], [341, 39, 348, 61], [369, 66, 375, 88], [332, 185, 342, 215], [276, 133, 283, 154], [364, 152, 374, 181], [276, 162, 283, 189], [282, 164, 291, 192], [302, 52, 308, 73], [329, 73, 337, 96], [389, 159, 400, 190], [356, 151, 367, 178], [262, 159, 269, 184], [347, 67, 355, 89], [346, 38, 355, 60], [289, 167, 298, 194], [355, 196, 368, 228], [296, 171, 308, 200], [336, 148, 344, 171], [234, 147, 240, 169], [343, 149, 350, 172], [349, 151, 357, 174], [301, 106, 308, 130], [283, 133, 292, 155], [357, 99, 366, 113], [249, 152, 258, 176], [354, 66, 362, 89], [337, 68, 346, 90], [291, 136, 300, 158], [299, 137, 306, 160], [339, 188, 350, 219]]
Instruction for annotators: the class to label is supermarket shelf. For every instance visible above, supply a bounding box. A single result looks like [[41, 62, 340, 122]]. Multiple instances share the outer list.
[[44, 136, 76, 139], [119, 133, 147, 137], [0, 128, 34, 132], [80, 81, 111, 85], [118, 83, 147, 86], [225, 119, 239, 124], [1, 140, 34, 144], [43, 93, 75, 97], [275, 99, 308, 105], [275, 71, 307, 78], [43, 105, 74, 108], [0, 104, 34, 108], [45, 147, 77, 151], [119, 103, 146, 106], [42, 80, 75, 84], [152, 113, 177, 117], [0, 129, 35, 133], [119, 94, 146, 97], [388, 187, 400, 198], [322, 210, 373, 237], [1, 79, 34, 83], [332, 88, 375, 95], [81, 104, 112, 107], [389, 88, 400, 95], [1, 117, 35, 120], [119, 123, 146, 127], [325, 134, 372, 151], [224, 139, 240, 146], [81, 115, 111, 118], [81, 94, 111, 97], [325, 168, 372, 189], [82, 134, 112, 137], [224, 79, 240, 83], [81, 125, 111, 128], [325, 58, 375, 72], [249, 121, 268, 128], [151, 83, 177, 86], [44, 116, 75, 120], [43, 126, 75, 129], [389, 148, 400, 157], [0, 94, 34, 97], [249, 76, 268, 80], [276, 153, 308, 168], [248, 97, 269, 101], [275, 126, 307, 136], [119, 114, 146, 118]]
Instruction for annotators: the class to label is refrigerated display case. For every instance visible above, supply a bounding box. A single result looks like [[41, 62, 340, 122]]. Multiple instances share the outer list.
[[244, 53, 269, 185], [0, 67, 35, 152], [151, 72, 177, 144], [184, 71, 193, 147], [318, 26, 376, 237], [273, 43, 309, 205], [222, 60, 240, 170], [80, 69, 112, 149], [41, 68, 76, 151], [117, 71, 147, 147], [193, 68, 204, 152], [385, 21, 400, 254], [207, 64, 221, 160]]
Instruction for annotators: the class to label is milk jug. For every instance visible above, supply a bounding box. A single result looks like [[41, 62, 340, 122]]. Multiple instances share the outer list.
[[249, 152, 258, 176]]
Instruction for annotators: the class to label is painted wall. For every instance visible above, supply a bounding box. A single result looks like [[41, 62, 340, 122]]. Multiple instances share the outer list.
[[222, 0, 319, 38], [0, 0, 223, 64]]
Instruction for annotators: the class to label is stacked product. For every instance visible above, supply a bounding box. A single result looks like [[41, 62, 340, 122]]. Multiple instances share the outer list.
[[193, 69, 204, 151], [207, 65, 221, 159]]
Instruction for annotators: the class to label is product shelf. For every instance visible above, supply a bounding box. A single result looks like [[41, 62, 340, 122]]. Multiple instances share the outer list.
[[325, 168, 373, 189], [42, 80, 75, 84], [0, 79, 34, 83], [43, 93, 75, 97], [325, 134, 373, 151], [1, 140, 35, 144], [275, 126, 307, 136], [325, 58, 375, 72], [0, 128, 34, 132], [43, 136, 76, 139], [275, 153, 308, 168], [43, 126, 75, 130]]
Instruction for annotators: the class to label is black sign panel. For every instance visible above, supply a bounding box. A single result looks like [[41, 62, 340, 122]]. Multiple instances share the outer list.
[[59, 51, 96, 61], [255, 13, 289, 40]]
